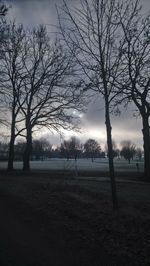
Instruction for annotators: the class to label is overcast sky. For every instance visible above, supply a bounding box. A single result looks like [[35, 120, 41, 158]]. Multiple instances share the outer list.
[[4, 0, 150, 148]]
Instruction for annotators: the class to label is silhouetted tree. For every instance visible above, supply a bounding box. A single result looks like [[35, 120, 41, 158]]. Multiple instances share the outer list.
[[136, 148, 143, 161], [14, 141, 25, 160], [60, 140, 71, 160], [120, 140, 136, 163], [18, 26, 85, 171], [0, 23, 27, 170], [116, 0, 150, 179], [61, 136, 81, 160], [0, 1, 8, 126], [58, 0, 136, 209], [32, 138, 52, 160], [0, 140, 8, 160], [51, 147, 61, 158], [84, 138, 101, 162]]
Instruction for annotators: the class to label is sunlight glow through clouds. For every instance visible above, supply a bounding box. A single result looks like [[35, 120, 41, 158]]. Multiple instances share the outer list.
[[3, 0, 150, 148]]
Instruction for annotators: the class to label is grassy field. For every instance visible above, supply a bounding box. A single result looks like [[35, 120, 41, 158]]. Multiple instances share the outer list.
[[0, 170, 150, 265], [0, 158, 144, 173]]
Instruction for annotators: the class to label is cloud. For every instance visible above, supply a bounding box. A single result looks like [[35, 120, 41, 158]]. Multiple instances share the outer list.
[[6, 0, 150, 26], [79, 93, 143, 145], [4, 0, 148, 148], [6, 0, 58, 27]]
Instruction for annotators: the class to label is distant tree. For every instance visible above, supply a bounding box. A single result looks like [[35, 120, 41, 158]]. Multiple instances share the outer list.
[[0, 140, 8, 160], [84, 139, 101, 162], [32, 140, 43, 160], [61, 136, 81, 160], [136, 148, 143, 161], [101, 151, 106, 158], [69, 136, 82, 160], [32, 138, 52, 160], [113, 149, 120, 159], [51, 147, 61, 158], [41, 139, 52, 158], [60, 140, 70, 159], [120, 141, 136, 163], [14, 141, 25, 160]]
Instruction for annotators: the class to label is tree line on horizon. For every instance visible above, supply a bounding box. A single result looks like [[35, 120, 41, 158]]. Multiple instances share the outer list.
[[0, 0, 150, 209], [0, 136, 143, 163]]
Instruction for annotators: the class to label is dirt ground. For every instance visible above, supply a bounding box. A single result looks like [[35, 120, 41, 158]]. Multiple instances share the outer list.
[[0, 171, 150, 266]]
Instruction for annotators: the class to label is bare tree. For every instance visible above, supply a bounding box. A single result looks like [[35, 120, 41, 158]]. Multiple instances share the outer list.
[[84, 138, 101, 162], [60, 140, 70, 159], [14, 140, 25, 161], [0, 22, 27, 170], [0, 3, 7, 43], [0, 1, 8, 124], [32, 138, 52, 160], [57, 0, 131, 209], [0, 140, 8, 160], [116, 1, 150, 179], [61, 136, 81, 160], [120, 140, 136, 163], [18, 26, 85, 171], [136, 147, 143, 161]]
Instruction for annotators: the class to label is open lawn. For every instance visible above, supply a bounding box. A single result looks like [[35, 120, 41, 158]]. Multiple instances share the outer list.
[[0, 170, 150, 265], [0, 158, 144, 174]]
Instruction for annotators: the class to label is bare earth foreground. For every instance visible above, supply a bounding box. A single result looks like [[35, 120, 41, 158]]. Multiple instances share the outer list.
[[0, 171, 150, 266]]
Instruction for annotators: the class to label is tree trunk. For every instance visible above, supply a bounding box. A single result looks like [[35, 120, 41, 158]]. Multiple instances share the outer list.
[[23, 125, 32, 171], [142, 114, 150, 180], [8, 114, 16, 171], [105, 100, 118, 210]]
